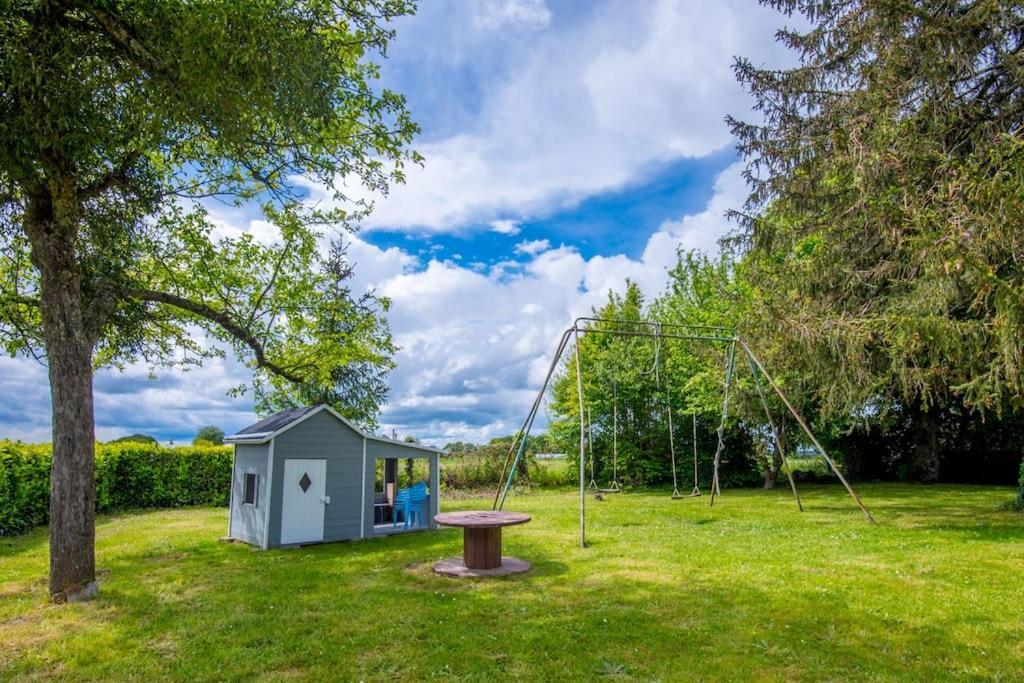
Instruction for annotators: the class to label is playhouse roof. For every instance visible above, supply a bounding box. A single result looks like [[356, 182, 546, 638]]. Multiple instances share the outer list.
[[233, 405, 320, 437], [225, 404, 446, 455]]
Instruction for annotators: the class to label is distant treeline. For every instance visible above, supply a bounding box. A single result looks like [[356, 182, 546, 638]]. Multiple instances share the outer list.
[[0, 441, 231, 536]]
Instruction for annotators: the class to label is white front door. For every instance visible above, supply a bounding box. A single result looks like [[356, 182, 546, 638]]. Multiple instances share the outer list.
[[281, 459, 327, 545]]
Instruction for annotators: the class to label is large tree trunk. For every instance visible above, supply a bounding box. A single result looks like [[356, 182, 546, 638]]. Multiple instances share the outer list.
[[25, 187, 98, 602], [910, 400, 942, 484]]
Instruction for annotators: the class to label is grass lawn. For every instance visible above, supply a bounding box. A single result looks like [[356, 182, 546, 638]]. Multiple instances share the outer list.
[[2, 484, 1022, 681]]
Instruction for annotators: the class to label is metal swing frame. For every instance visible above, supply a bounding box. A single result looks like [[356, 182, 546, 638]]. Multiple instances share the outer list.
[[492, 317, 876, 548]]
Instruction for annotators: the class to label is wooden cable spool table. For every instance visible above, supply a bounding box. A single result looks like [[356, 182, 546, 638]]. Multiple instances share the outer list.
[[432, 511, 532, 578]]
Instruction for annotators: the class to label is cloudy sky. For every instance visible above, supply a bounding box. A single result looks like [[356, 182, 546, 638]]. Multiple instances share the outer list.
[[1, 0, 794, 447]]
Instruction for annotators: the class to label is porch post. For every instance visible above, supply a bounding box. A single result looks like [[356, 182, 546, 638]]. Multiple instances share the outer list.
[[429, 453, 440, 529]]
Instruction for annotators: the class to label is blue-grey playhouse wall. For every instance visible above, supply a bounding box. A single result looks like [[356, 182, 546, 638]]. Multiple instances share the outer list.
[[229, 443, 269, 546]]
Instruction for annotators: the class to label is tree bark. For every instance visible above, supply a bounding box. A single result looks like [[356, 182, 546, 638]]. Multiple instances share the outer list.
[[763, 452, 781, 489], [763, 420, 786, 489], [910, 400, 942, 484], [25, 187, 98, 602]]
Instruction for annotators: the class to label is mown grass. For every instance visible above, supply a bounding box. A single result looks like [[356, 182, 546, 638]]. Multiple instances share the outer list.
[[1, 484, 1022, 681]]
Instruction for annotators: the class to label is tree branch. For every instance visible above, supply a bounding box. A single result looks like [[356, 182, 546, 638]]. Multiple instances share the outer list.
[[75, 2, 169, 76], [0, 293, 39, 308], [81, 151, 141, 199], [122, 287, 306, 384]]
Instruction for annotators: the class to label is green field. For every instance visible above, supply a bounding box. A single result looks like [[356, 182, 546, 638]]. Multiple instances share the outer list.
[[2, 484, 1022, 680]]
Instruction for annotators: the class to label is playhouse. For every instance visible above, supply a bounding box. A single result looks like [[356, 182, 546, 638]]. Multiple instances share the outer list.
[[224, 404, 444, 548]]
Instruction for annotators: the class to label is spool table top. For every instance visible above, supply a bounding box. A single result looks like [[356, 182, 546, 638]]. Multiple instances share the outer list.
[[433, 510, 531, 529]]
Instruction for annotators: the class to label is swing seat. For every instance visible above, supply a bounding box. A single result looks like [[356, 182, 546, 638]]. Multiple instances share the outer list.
[[598, 482, 621, 493]]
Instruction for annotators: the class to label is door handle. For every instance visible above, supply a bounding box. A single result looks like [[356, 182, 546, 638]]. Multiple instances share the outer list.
[[320, 496, 331, 504]]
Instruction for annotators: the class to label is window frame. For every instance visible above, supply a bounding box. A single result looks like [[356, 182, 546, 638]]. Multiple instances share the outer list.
[[242, 471, 259, 506]]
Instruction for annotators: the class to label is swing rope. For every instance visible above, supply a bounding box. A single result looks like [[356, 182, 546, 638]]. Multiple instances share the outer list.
[[667, 377, 680, 497], [598, 380, 621, 493], [661, 326, 693, 500], [587, 404, 598, 490], [667, 375, 701, 499], [709, 341, 737, 506], [575, 334, 600, 492], [690, 412, 701, 496]]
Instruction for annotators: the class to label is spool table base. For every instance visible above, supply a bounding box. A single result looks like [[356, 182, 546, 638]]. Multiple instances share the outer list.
[[433, 556, 531, 578]]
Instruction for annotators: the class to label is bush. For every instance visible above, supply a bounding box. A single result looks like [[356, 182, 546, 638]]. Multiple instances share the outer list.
[[109, 433, 159, 444], [193, 425, 225, 445], [0, 443, 52, 535], [786, 456, 835, 483], [0, 441, 233, 536], [529, 458, 573, 488], [440, 453, 508, 491]]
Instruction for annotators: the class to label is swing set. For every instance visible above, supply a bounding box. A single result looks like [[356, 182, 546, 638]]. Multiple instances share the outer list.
[[584, 329, 699, 498], [492, 317, 875, 548]]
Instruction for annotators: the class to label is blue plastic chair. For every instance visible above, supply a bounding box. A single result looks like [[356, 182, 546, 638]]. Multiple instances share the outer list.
[[392, 483, 429, 529], [407, 486, 427, 527], [392, 487, 411, 528], [391, 482, 430, 529]]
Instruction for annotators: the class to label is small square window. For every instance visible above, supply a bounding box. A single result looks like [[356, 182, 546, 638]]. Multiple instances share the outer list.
[[242, 472, 258, 506]]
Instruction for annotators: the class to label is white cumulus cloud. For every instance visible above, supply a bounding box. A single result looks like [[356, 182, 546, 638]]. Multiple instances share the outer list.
[[311, 0, 788, 233], [514, 238, 551, 256], [489, 219, 522, 235], [473, 0, 552, 31]]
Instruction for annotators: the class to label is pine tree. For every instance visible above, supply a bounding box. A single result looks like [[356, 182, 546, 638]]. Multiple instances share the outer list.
[[728, 0, 1024, 481]]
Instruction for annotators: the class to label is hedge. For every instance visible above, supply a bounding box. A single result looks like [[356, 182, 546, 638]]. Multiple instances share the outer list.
[[0, 441, 233, 536]]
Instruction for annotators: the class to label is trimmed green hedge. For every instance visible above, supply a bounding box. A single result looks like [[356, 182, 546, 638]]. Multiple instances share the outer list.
[[0, 441, 232, 536]]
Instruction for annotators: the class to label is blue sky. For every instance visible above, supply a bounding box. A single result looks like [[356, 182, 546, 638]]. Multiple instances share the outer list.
[[0, 0, 794, 446], [368, 148, 738, 268]]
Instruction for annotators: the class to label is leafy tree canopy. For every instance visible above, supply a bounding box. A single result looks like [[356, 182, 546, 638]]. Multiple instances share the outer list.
[[192, 426, 224, 446], [547, 278, 761, 488], [728, 0, 1024, 424], [1, 1, 416, 425], [0, 0, 418, 600], [108, 433, 158, 445]]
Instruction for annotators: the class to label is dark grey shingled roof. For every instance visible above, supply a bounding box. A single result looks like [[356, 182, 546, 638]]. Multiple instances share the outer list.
[[226, 404, 447, 453], [234, 405, 320, 436]]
